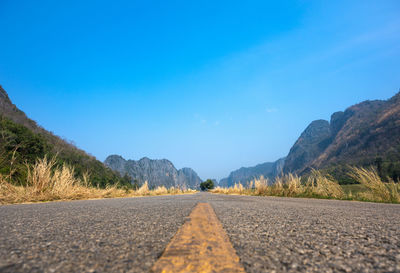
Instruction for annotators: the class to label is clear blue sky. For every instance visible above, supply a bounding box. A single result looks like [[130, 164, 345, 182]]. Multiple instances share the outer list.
[[1, 0, 399, 180]]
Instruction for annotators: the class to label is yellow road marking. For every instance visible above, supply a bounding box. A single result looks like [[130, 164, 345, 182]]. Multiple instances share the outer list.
[[152, 203, 245, 273]]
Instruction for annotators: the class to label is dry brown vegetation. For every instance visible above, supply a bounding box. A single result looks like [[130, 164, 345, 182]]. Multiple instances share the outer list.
[[211, 168, 400, 203], [0, 156, 195, 204], [349, 167, 400, 203], [2, 155, 399, 205]]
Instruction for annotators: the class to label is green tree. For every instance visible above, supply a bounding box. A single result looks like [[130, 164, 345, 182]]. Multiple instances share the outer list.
[[200, 179, 215, 191]]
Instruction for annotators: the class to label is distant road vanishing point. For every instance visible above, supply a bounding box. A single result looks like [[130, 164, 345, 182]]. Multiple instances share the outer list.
[[1, 193, 399, 272]]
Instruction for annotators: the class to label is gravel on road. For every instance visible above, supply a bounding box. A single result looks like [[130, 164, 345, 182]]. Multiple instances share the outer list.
[[0, 195, 200, 273], [1, 193, 399, 273], [208, 194, 400, 273]]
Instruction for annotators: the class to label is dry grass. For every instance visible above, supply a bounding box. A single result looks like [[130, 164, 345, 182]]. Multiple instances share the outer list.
[[349, 167, 400, 203], [305, 170, 344, 199], [0, 156, 196, 205], [211, 168, 398, 203], [2, 155, 398, 204]]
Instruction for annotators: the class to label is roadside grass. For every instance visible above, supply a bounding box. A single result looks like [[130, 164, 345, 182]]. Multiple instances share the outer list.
[[349, 167, 400, 203], [341, 184, 367, 195], [211, 168, 400, 204], [0, 156, 196, 205]]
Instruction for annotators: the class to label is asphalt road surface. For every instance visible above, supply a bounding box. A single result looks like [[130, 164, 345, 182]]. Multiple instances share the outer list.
[[1, 193, 399, 272]]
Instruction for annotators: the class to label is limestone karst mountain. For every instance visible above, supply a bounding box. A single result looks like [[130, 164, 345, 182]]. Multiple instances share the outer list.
[[283, 91, 400, 181], [219, 157, 286, 187], [104, 155, 202, 189], [221, 91, 400, 185]]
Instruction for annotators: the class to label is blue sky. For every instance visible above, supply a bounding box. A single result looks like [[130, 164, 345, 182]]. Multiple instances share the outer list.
[[1, 0, 399, 180]]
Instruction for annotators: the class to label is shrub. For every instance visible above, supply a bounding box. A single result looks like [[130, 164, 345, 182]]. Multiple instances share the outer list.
[[200, 179, 215, 191]]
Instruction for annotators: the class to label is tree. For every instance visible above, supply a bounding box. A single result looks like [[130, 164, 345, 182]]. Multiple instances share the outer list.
[[200, 179, 215, 191], [375, 157, 383, 178]]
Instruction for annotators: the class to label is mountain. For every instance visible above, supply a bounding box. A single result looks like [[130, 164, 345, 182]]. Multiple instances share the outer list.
[[0, 85, 130, 187], [283, 120, 332, 174], [283, 91, 400, 182], [104, 155, 202, 189], [219, 157, 286, 187]]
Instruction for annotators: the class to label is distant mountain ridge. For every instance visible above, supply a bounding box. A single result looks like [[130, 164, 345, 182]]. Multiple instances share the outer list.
[[219, 157, 285, 187], [283, 91, 400, 181], [104, 155, 202, 189]]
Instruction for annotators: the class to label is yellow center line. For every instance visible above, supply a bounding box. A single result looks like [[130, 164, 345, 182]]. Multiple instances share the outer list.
[[152, 202, 246, 273]]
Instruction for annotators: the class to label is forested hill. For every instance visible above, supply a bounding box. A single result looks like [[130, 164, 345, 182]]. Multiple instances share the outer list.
[[0, 86, 131, 187]]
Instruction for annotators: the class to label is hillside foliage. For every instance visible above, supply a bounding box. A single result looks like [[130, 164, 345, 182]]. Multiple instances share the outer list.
[[0, 115, 131, 188]]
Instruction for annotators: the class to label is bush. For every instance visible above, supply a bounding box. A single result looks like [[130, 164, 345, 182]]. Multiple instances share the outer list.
[[200, 179, 215, 191]]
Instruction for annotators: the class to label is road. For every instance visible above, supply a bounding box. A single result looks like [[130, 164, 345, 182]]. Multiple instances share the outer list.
[[0, 193, 399, 272]]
